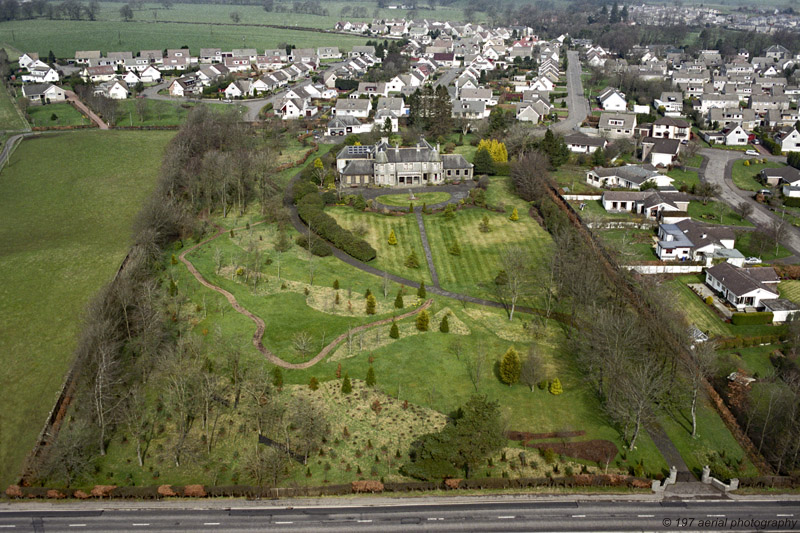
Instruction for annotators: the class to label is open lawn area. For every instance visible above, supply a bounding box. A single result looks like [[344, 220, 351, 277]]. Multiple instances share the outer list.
[[327, 207, 433, 286], [551, 165, 597, 194], [112, 99, 245, 127], [376, 191, 450, 207], [736, 231, 792, 262], [719, 345, 777, 379], [27, 102, 90, 127], [731, 159, 784, 192], [596, 228, 657, 262], [0, 129, 173, 490], [687, 200, 753, 227], [667, 168, 700, 190], [0, 83, 27, 131]]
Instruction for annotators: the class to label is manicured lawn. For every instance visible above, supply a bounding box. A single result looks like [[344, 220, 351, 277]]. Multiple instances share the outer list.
[[731, 159, 784, 192], [720, 345, 777, 378], [27, 102, 90, 127], [687, 200, 753, 227], [376, 191, 451, 207], [736, 231, 792, 262], [685, 154, 703, 168], [779, 280, 800, 303], [667, 168, 700, 190], [327, 207, 432, 286], [0, 130, 173, 490], [551, 165, 597, 194], [0, 83, 27, 130], [424, 206, 553, 300]]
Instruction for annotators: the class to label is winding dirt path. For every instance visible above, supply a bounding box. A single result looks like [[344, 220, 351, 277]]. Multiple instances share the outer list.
[[178, 222, 432, 369]]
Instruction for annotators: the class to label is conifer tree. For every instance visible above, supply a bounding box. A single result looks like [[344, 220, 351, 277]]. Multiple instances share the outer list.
[[366, 293, 377, 315], [549, 377, 563, 395], [416, 309, 430, 331], [309, 377, 319, 390], [394, 289, 404, 309], [499, 347, 521, 386], [439, 313, 450, 333], [405, 251, 420, 268], [388, 229, 398, 245], [509, 207, 519, 221], [366, 365, 376, 387], [333, 279, 340, 290], [417, 281, 426, 298], [341, 373, 352, 394], [389, 321, 399, 338]]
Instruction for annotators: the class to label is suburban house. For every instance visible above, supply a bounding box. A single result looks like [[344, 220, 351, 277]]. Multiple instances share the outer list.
[[21, 66, 60, 84], [98, 80, 129, 100], [598, 112, 637, 138], [81, 65, 115, 83], [774, 127, 800, 153], [140, 65, 162, 83], [705, 262, 780, 310], [586, 165, 673, 190], [453, 100, 489, 120], [657, 219, 737, 263], [335, 138, 473, 187], [373, 108, 399, 132], [601, 190, 689, 222], [317, 47, 342, 60], [649, 117, 691, 141], [278, 97, 317, 120], [761, 166, 800, 187], [565, 133, 607, 154], [168, 76, 202, 97], [224, 80, 251, 99], [200, 48, 222, 63], [597, 87, 627, 112], [334, 98, 371, 118], [459, 88, 498, 106], [641, 138, 682, 167], [21, 83, 66, 105], [327, 115, 372, 136], [654, 91, 684, 115]]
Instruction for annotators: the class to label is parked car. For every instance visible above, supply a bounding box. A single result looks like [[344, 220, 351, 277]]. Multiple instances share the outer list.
[[745, 149, 759, 156], [744, 257, 762, 265], [758, 189, 773, 196]]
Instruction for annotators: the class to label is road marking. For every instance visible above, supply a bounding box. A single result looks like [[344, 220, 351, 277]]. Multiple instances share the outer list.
[[357, 520, 372, 523], [132, 524, 150, 527], [203, 523, 221, 526], [638, 515, 655, 518], [275, 522, 294, 525], [707, 515, 725, 518], [68, 525, 86, 528], [498, 516, 515, 519], [0, 527, 16, 529], [427, 518, 444, 521], [778, 514, 794, 517], [572, 515, 586, 518]]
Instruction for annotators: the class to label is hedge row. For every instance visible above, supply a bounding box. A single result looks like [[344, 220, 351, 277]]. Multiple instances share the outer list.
[[784, 198, 800, 208], [717, 334, 783, 349], [5, 474, 651, 500], [731, 312, 774, 326], [296, 193, 377, 262]]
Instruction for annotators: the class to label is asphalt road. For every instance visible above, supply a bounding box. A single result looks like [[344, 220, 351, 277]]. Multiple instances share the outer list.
[[1, 499, 799, 532], [553, 50, 589, 135], [699, 147, 800, 257]]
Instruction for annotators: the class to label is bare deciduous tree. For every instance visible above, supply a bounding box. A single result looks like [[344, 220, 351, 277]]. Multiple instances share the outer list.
[[683, 340, 718, 438], [521, 346, 543, 392], [496, 245, 533, 322]]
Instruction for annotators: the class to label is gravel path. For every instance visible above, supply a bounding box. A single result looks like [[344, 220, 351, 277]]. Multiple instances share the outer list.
[[415, 210, 440, 288], [179, 221, 433, 369]]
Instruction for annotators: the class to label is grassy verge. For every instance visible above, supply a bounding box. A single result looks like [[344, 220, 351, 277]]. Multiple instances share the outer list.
[[667, 168, 699, 190], [0, 130, 174, 490], [731, 159, 784, 192], [0, 83, 28, 130]]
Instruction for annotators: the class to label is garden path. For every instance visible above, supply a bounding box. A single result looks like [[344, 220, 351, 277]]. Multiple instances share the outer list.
[[415, 210, 440, 289]]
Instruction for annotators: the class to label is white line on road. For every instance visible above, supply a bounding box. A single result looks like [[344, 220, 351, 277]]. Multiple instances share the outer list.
[[497, 516, 515, 519], [68, 525, 86, 528], [275, 522, 294, 525], [707, 515, 726, 518], [0, 526, 16, 529], [132, 524, 150, 527], [777, 514, 795, 517], [427, 518, 444, 521], [357, 520, 372, 523], [203, 523, 221, 526], [572, 515, 586, 518], [638, 515, 655, 518]]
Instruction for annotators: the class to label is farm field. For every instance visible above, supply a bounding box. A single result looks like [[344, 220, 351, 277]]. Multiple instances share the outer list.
[[731, 159, 784, 192], [0, 83, 27, 131], [327, 207, 433, 286], [0, 129, 174, 490], [0, 20, 369, 58]]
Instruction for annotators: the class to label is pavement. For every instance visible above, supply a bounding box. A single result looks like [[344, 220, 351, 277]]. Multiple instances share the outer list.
[[552, 50, 589, 135], [699, 147, 800, 258], [2, 497, 800, 532]]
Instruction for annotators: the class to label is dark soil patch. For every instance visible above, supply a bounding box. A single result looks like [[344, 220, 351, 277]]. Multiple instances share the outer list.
[[507, 430, 586, 442], [525, 439, 618, 463]]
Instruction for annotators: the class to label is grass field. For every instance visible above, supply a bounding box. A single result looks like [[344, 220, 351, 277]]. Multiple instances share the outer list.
[[27, 102, 90, 127], [731, 160, 784, 192], [376, 191, 451, 207], [736, 231, 792, 262], [687, 200, 753, 227], [666, 167, 700, 190], [597, 228, 657, 262], [779, 280, 800, 303], [327, 207, 433, 286], [112, 99, 242, 127], [0, 19, 369, 58], [0, 130, 173, 490], [0, 83, 27, 131]]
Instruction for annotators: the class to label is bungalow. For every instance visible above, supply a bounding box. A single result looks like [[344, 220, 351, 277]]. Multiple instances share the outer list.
[[658, 219, 736, 262], [598, 112, 637, 138], [317, 47, 341, 60], [355, 82, 387, 97], [597, 87, 627, 112], [586, 165, 672, 190], [705, 262, 779, 310], [168, 76, 202, 97], [21, 83, 66, 105], [564, 133, 607, 154], [641, 138, 682, 167], [761, 166, 800, 187], [453, 100, 488, 120], [121, 70, 140, 86], [774, 127, 800, 153], [224, 80, 251, 99], [327, 115, 372, 136], [74, 50, 101, 65], [654, 91, 684, 115], [375, 97, 407, 117], [18, 52, 40, 70], [349, 45, 376, 58], [139, 50, 164, 65], [290, 48, 317, 65], [162, 56, 189, 71], [256, 55, 285, 71], [224, 56, 251, 73], [602, 190, 690, 222], [763, 298, 800, 323], [334, 98, 371, 118], [100, 79, 129, 100], [515, 102, 542, 123], [278, 97, 317, 120]]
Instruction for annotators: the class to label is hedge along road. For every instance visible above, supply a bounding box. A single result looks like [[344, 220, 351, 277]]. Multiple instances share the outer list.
[[178, 220, 434, 370]]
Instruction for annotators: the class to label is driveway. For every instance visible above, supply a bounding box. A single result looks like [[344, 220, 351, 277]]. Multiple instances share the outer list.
[[700, 147, 800, 258], [64, 90, 108, 129], [553, 50, 589, 135]]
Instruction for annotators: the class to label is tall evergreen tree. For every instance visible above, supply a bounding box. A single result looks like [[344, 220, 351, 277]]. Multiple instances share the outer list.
[[394, 289, 404, 309], [366, 365, 376, 387], [341, 373, 352, 394], [417, 281, 426, 299], [499, 347, 521, 386]]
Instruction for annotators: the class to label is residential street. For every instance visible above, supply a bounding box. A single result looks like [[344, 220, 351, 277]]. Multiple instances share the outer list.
[[699, 147, 800, 258], [553, 50, 588, 134]]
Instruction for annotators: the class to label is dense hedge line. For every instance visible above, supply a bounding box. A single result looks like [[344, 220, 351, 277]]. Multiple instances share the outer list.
[[717, 334, 784, 349], [784, 198, 800, 208], [731, 312, 774, 326], [296, 193, 377, 262]]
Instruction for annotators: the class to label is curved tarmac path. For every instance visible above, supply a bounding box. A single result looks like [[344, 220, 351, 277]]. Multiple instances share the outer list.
[[179, 221, 433, 370]]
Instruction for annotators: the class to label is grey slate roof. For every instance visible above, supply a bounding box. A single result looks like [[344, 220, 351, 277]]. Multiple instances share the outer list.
[[340, 160, 375, 175], [706, 262, 779, 297]]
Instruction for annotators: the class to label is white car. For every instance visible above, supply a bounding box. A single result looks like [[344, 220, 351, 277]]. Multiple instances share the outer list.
[[745, 149, 759, 156], [744, 257, 762, 265]]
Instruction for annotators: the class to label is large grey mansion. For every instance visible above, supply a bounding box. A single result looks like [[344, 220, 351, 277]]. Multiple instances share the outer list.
[[336, 138, 473, 187]]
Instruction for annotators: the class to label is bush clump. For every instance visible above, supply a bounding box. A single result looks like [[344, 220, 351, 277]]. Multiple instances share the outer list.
[[296, 193, 376, 262]]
